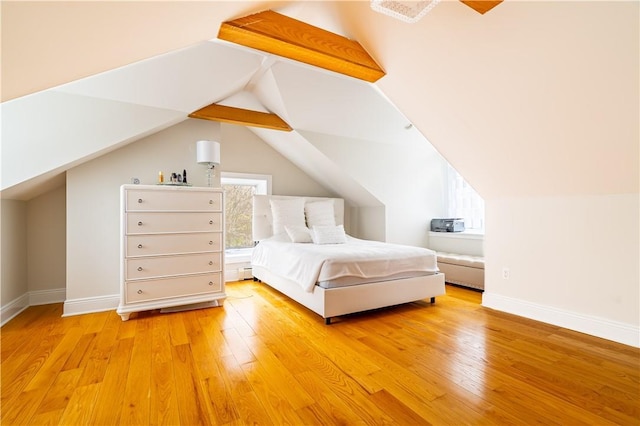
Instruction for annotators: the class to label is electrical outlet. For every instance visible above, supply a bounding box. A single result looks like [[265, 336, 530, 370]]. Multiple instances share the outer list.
[[502, 267, 510, 280]]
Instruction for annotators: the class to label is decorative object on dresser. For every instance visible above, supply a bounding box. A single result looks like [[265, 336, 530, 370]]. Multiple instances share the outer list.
[[117, 184, 226, 321], [196, 140, 221, 187]]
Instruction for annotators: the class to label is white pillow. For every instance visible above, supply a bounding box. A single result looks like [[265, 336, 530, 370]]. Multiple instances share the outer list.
[[285, 225, 313, 243], [305, 199, 336, 228], [312, 225, 347, 244], [270, 198, 306, 236]]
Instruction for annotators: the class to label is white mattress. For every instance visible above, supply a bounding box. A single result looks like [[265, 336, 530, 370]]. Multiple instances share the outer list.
[[251, 235, 439, 292]]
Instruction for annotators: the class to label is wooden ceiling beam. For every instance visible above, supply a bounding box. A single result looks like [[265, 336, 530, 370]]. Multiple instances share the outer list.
[[460, 1, 503, 15], [189, 103, 292, 132], [218, 10, 385, 83]]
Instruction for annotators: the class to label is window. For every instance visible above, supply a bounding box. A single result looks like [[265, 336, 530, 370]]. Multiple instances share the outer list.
[[446, 164, 485, 231], [221, 173, 271, 250]]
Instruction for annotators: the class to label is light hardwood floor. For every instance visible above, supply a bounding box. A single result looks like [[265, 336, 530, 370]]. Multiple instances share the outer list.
[[1, 281, 638, 425]]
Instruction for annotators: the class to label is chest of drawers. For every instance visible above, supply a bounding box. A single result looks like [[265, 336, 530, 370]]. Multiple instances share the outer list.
[[117, 184, 226, 321]]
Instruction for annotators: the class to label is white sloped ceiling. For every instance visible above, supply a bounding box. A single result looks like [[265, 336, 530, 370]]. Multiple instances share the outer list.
[[2, 0, 635, 206], [0, 41, 265, 199], [54, 41, 266, 112]]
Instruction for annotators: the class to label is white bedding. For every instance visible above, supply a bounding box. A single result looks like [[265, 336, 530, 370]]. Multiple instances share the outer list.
[[251, 235, 439, 292]]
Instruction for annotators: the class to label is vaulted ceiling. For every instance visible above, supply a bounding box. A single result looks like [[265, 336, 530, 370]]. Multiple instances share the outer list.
[[2, 1, 637, 204]]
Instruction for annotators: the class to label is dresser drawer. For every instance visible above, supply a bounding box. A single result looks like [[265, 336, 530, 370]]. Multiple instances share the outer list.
[[126, 273, 222, 303], [126, 252, 222, 280], [127, 212, 222, 234], [127, 233, 222, 256], [127, 189, 222, 212]]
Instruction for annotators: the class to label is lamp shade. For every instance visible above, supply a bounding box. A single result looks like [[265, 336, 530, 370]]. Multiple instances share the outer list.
[[196, 140, 220, 165]]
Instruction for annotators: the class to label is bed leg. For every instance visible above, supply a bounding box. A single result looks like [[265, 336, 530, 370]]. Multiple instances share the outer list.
[[325, 317, 331, 325], [430, 297, 436, 304]]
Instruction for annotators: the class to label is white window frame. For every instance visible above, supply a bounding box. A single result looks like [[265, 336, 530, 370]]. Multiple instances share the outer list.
[[221, 172, 272, 197], [445, 164, 485, 232], [221, 172, 272, 259]]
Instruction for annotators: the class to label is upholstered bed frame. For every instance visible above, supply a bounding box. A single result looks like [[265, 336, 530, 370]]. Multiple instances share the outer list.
[[252, 195, 446, 324]]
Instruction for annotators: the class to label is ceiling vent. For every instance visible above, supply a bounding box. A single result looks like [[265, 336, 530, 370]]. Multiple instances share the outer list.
[[370, 0, 441, 23], [371, 0, 503, 20]]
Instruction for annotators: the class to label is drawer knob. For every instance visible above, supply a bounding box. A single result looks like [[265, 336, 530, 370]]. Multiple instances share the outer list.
[[138, 198, 143, 203], [137, 289, 143, 294], [209, 220, 214, 225], [209, 261, 213, 266], [137, 221, 143, 226], [137, 267, 143, 271], [209, 241, 213, 245], [209, 200, 213, 204], [137, 244, 143, 249], [208, 281, 214, 286]]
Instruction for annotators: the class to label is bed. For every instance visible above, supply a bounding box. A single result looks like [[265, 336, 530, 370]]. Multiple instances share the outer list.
[[251, 195, 446, 324]]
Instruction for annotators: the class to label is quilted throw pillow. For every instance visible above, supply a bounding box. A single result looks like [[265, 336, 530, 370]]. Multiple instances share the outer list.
[[312, 225, 347, 244], [285, 225, 313, 243]]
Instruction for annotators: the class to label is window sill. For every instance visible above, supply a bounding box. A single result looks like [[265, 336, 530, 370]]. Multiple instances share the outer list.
[[226, 248, 253, 263], [429, 230, 484, 240]]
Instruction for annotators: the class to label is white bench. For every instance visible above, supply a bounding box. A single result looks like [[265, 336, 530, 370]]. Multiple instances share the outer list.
[[436, 252, 485, 291]]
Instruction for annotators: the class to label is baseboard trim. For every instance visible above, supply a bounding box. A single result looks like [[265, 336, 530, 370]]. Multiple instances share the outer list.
[[30, 288, 66, 306], [63, 294, 119, 317], [1, 293, 30, 327], [1, 288, 67, 326], [482, 292, 640, 348]]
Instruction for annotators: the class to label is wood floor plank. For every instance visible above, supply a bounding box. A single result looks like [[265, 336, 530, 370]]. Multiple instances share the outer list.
[[77, 308, 123, 387], [289, 349, 397, 425], [26, 408, 65, 426], [149, 361, 180, 426], [167, 311, 190, 346], [61, 332, 96, 372], [246, 283, 384, 388], [207, 353, 257, 424], [226, 389, 272, 426], [508, 359, 639, 422], [119, 319, 153, 425], [1, 388, 49, 424], [239, 360, 307, 425], [197, 314, 233, 359], [1, 320, 47, 362], [239, 334, 315, 410], [56, 383, 100, 425], [294, 369, 374, 426], [182, 311, 221, 380], [215, 354, 254, 396], [148, 306, 180, 426], [201, 373, 240, 425], [22, 327, 84, 394], [1, 334, 63, 406], [220, 326, 256, 366], [241, 321, 311, 376], [368, 388, 432, 425], [32, 368, 82, 416], [218, 297, 256, 338], [171, 343, 215, 426], [293, 402, 342, 426], [488, 380, 621, 425], [150, 314, 173, 363], [1, 282, 638, 425], [88, 337, 134, 425]]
